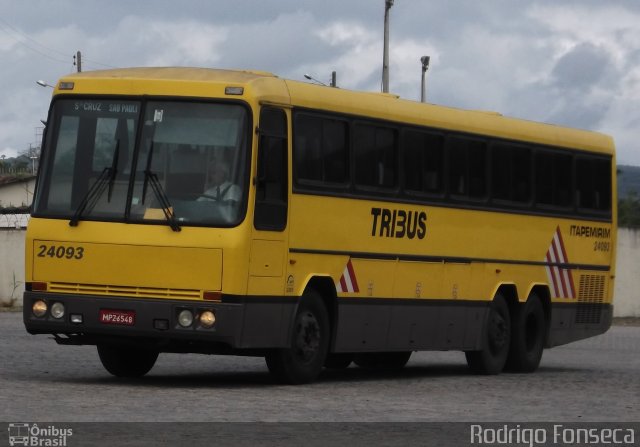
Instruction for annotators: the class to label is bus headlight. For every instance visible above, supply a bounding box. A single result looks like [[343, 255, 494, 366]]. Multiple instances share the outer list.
[[32, 300, 48, 318], [50, 302, 65, 319], [178, 309, 194, 328], [199, 310, 216, 328]]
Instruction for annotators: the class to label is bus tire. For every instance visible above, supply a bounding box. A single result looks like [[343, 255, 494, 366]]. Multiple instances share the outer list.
[[324, 353, 354, 370], [353, 352, 412, 370], [506, 294, 546, 372], [465, 294, 510, 375], [97, 344, 158, 378], [265, 290, 330, 384]]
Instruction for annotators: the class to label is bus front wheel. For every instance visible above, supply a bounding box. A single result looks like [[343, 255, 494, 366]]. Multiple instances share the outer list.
[[465, 294, 511, 375], [97, 344, 158, 378], [506, 294, 546, 372], [265, 290, 330, 384]]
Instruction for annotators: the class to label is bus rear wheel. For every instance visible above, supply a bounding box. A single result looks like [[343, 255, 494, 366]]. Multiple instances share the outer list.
[[353, 352, 412, 370], [465, 294, 510, 375], [506, 294, 546, 372], [265, 290, 330, 384], [97, 344, 158, 378]]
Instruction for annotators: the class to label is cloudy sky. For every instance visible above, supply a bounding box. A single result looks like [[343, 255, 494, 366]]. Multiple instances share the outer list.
[[1, 0, 639, 165]]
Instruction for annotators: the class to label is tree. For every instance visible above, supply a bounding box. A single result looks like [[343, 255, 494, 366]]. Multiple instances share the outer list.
[[618, 191, 640, 228]]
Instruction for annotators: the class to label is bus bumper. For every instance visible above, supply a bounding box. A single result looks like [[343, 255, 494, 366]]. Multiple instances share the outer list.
[[23, 292, 296, 352], [547, 302, 613, 348]]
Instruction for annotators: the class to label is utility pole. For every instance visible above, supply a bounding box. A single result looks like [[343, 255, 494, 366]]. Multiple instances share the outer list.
[[75, 50, 82, 72], [382, 0, 394, 93], [420, 56, 430, 103]]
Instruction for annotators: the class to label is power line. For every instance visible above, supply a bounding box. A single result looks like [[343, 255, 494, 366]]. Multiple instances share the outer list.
[[0, 18, 117, 69], [0, 16, 70, 58], [0, 21, 70, 66], [82, 58, 118, 69]]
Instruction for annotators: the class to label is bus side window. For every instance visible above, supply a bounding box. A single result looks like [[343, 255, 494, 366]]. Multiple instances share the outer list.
[[448, 136, 487, 200], [576, 157, 611, 212], [491, 143, 531, 204], [254, 107, 288, 231], [535, 151, 573, 209], [354, 123, 397, 189], [403, 129, 444, 195]]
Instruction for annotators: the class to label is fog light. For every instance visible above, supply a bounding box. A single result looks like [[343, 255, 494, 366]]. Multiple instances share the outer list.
[[70, 314, 83, 324], [178, 309, 194, 328], [32, 300, 47, 318], [199, 310, 216, 328], [51, 302, 65, 319], [154, 319, 169, 331]]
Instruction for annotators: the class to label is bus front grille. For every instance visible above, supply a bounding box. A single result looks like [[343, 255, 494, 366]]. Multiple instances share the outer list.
[[47, 282, 202, 300]]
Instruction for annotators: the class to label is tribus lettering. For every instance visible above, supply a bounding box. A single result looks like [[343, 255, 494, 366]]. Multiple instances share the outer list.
[[371, 207, 427, 239]]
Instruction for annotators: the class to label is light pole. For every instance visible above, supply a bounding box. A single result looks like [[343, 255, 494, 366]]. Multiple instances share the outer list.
[[382, 0, 394, 93], [29, 144, 38, 174], [304, 72, 338, 88], [420, 56, 430, 103], [304, 74, 328, 86], [36, 80, 55, 89]]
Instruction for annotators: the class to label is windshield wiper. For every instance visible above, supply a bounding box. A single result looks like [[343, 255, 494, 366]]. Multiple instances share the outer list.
[[143, 170, 181, 232], [141, 141, 181, 232], [69, 140, 120, 227], [69, 167, 112, 227]]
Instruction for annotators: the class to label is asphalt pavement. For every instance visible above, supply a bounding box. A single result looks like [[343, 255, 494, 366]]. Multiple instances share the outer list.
[[1, 311, 638, 446]]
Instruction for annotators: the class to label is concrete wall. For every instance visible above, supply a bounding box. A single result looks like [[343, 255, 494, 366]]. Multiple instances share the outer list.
[[614, 228, 640, 317], [2, 227, 639, 316], [0, 229, 26, 307]]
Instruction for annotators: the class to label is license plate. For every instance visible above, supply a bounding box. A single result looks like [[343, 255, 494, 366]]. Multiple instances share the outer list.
[[99, 309, 135, 326]]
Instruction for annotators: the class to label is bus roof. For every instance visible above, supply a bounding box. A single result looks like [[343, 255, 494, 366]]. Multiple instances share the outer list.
[[55, 67, 614, 156], [65, 66, 276, 82]]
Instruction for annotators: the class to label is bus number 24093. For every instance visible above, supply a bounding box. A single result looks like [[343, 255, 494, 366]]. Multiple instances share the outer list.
[[37, 244, 85, 260]]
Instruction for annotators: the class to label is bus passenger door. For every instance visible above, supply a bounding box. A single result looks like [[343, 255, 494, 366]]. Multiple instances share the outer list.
[[249, 106, 289, 294], [243, 106, 291, 347]]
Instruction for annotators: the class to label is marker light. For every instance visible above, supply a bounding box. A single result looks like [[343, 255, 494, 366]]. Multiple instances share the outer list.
[[29, 282, 48, 292], [32, 300, 47, 318], [50, 302, 65, 319], [70, 314, 83, 324], [225, 86, 244, 95], [199, 310, 216, 328], [58, 82, 75, 90], [178, 309, 194, 328], [203, 291, 221, 302]]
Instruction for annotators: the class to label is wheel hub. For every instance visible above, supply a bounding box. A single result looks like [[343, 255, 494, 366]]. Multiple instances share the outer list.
[[294, 312, 320, 363]]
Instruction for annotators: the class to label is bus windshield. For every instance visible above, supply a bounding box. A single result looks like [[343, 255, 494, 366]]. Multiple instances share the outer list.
[[33, 99, 250, 227]]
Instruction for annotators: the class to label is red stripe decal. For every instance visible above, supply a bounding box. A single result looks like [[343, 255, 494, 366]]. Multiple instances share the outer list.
[[346, 259, 359, 293], [339, 276, 348, 293]]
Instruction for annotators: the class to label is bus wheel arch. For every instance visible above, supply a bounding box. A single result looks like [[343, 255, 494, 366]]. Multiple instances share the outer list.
[[494, 283, 519, 314], [506, 288, 549, 373], [265, 281, 333, 384], [465, 292, 511, 375], [301, 277, 354, 370], [303, 276, 338, 332], [530, 285, 552, 344]]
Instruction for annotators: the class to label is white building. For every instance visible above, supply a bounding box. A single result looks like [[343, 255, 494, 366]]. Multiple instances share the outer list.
[[0, 176, 36, 208]]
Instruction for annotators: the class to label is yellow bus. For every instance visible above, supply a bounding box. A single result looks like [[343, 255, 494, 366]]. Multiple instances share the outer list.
[[24, 67, 616, 384]]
